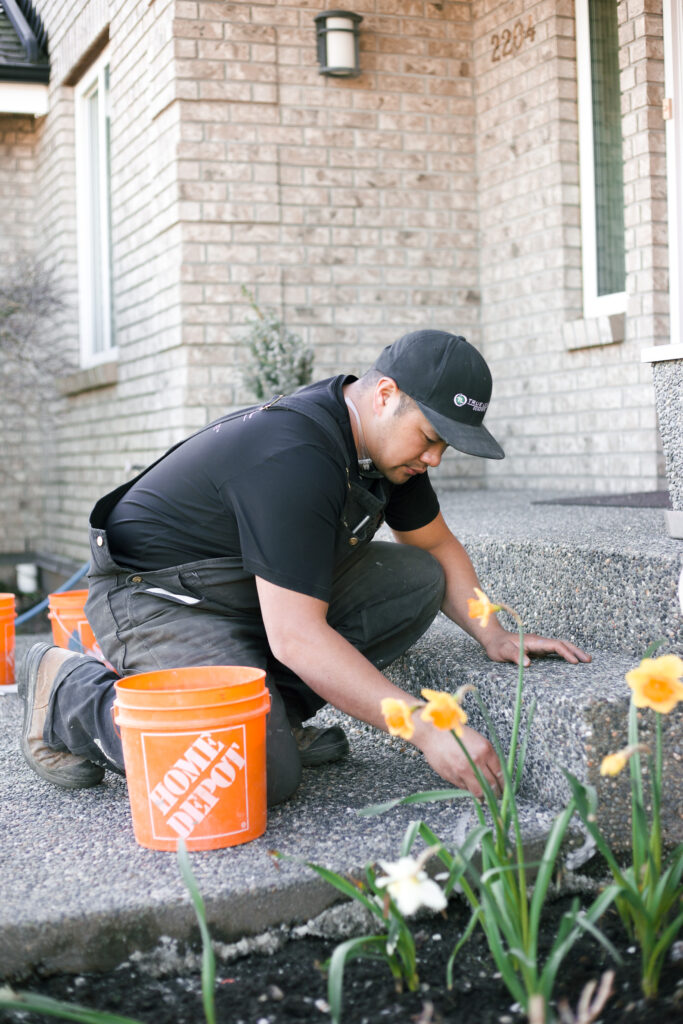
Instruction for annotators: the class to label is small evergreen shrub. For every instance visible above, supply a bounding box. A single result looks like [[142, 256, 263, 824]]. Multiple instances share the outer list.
[[240, 288, 314, 400]]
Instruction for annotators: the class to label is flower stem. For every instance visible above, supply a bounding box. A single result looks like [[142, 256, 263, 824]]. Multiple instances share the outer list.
[[650, 713, 662, 873]]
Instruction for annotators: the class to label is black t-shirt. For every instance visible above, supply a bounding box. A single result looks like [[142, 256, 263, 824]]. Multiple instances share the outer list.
[[105, 376, 440, 601]]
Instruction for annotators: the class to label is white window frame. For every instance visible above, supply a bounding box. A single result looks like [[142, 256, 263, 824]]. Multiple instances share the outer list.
[[662, 0, 683, 349], [74, 48, 115, 367], [575, 0, 627, 320]]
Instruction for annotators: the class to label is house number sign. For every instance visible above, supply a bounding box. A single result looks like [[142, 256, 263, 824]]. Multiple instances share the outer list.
[[491, 17, 536, 62]]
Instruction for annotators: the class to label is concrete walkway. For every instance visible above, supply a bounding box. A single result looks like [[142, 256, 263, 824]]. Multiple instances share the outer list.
[[0, 491, 680, 980]]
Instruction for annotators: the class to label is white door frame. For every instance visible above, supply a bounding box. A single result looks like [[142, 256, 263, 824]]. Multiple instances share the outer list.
[[662, 0, 682, 352]]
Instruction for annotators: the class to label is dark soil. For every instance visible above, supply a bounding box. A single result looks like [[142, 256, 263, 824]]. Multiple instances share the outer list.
[[3, 897, 682, 1024]]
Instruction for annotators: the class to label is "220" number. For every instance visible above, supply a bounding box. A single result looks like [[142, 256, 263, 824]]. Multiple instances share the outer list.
[[491, 18, 536, 62]]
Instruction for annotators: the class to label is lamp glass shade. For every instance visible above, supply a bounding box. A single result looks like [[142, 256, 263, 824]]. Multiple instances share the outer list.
[[326, 17, 356, 70], [315, 10, 362, 77]]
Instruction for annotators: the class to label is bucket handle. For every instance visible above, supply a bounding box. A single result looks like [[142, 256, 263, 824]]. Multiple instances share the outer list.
[[50, 608, 86, 644], [50, 607, 108, 662], [111, 704, 121, 740]]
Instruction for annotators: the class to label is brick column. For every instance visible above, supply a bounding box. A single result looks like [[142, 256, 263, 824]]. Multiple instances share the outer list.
[[618, 0, 668, 347]]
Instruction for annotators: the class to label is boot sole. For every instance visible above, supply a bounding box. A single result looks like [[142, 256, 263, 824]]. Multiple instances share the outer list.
[[299, 730, 350, 768], [18, 642, 105, 790]]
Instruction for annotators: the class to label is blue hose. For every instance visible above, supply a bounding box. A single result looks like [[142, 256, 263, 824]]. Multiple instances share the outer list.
[[14, 561, 90, 628]]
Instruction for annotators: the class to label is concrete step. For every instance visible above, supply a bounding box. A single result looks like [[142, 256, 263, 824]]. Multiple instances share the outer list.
[[402, 490, 682, 850], [0, 648, 577, 979], [3, 492, 681, 979], [427, 490, 683, 656], [384, 617, 682, 853]]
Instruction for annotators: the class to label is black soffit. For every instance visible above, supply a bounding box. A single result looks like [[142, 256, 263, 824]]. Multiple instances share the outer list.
[[0, 0, 49, 84]]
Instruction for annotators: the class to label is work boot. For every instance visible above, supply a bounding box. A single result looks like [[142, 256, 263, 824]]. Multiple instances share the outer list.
[[292, 724, 349, 767], [18, 642, 105, 789]]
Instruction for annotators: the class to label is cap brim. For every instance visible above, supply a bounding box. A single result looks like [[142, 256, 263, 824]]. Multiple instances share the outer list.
[[415, 400, 505, 460]]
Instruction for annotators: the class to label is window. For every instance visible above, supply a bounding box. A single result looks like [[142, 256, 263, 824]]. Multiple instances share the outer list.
[[75, 49, 115, 365], [663, 0, 682, 347], [576, 0, 627, 318]]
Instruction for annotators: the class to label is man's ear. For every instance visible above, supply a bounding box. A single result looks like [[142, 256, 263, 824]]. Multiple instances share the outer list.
[[373, 375, 399, 413]]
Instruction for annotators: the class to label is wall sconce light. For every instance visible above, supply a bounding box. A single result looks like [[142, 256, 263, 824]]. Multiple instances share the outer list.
[[314, 10, 363, 78]]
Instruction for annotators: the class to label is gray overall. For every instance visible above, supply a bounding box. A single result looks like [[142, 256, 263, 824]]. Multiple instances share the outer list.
[[44, 396, 446, 805]]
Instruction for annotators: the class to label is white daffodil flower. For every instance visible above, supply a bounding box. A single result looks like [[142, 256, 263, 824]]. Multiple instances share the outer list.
[[376, 852, 447, 917]]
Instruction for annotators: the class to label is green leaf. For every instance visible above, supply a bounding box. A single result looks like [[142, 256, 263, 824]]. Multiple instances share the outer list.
[[358, 788, 471, 817], [572, 906, 623, 966], [642, 639, 666, 659], [506, 946, 536, 971], [386, 913, 401, 955], [541, 884, 620, 998], [0, 989, 143, 1024], [304, 862, 385, 920], [563, 771, 625, 879], [475, 906, 527, 1007], [400, 819, 423, 857], [529, 801, 575, 937], [327, 935, 392, 1024], [176, 840, 216, 1024], [446, 907, 482, 989], [514, 696, 536, 793], [650, 907, 683, 972], [472, 694, 512, 814]]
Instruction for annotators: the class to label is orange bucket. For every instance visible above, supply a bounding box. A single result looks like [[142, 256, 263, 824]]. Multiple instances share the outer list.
[[0, 593, 16, 686], [113, 666, 271, 851], [48, 589, 103, 660]]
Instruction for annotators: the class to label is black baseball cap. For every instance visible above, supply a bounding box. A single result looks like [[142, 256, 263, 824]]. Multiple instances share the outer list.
[[373, 330, 505, 460]]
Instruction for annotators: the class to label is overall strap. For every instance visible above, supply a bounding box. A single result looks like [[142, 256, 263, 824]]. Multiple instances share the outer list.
[[91, 393, 354, 527], [90, 403, 263, 526], [261, 392, 354, 470]]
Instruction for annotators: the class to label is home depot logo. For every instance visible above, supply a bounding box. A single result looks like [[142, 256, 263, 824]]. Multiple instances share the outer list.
[[147, 731, 247, 840]]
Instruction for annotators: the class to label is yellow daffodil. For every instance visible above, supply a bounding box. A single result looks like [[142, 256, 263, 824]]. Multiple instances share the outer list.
[[600, 744, 650, 776], [467, 587, 502, 628], [625, 654, 683, 715], [381, 698, 415, 740], [420, 688, 468, 736], [376, 853, 447, 917]]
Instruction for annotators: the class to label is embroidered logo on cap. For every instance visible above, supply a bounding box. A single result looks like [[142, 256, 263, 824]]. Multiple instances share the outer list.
[[454, 393, 489, 413]]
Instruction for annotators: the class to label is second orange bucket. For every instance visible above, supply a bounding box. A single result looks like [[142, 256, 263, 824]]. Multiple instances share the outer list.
[[48, 589, 104, 659], [113, 666, 271, 851], [0, 593, 16, 686]]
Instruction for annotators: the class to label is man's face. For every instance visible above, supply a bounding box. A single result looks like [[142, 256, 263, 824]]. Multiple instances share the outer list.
[[370, 392, 449, 485]]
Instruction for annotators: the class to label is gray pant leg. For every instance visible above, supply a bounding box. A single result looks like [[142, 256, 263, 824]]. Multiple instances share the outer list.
[[47, 544, 301, 805], [330, 541, 445, 666], [46, 651, 301, 807], [277, 541, 445, 722], [46, 538, 444, 805]]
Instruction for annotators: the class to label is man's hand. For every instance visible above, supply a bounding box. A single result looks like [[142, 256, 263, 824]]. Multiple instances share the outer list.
[[483, 630, 591, 668], [255, 576, 504, 801], [412, 719, 503, 799], [393, 515, 592, 670]]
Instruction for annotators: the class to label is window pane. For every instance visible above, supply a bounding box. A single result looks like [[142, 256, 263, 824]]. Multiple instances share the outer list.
[[87, 85, 104, 353], [589, 0, 626, 296], [103, 65, 114, 351]]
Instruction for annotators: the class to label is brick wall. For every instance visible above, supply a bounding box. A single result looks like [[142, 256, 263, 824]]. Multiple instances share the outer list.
[[618, 11, 668, 348], [0, 114, 37, 256], [31, 0, 490, 566], [475, 0, 665, 493], [618, 0, 669, 482], [4, 0, 673, 564], [34, 0, 197, 563], [172, 0, 484, 487], [0, 114, 43, 555]]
